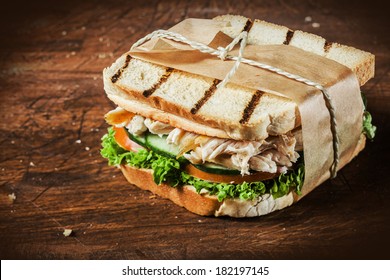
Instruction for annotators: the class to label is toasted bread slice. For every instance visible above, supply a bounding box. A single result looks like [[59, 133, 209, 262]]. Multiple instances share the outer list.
[[104, 55, 298, 140], [217, 15, 374, 86], [120, 164, 294, 217], [104, 16, 374, 140]]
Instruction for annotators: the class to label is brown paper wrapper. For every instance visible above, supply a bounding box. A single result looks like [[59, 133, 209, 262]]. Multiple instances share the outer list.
[[129, 18, 364, 199]]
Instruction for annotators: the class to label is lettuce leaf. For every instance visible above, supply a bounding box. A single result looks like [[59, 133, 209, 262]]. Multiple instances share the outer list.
[[150, 154, 181, 186], [100, 127, 132, 166], [181, 164, 304, 201], [101, 127, 305, 201], [361, 92, 377, 140], [101, 127, 180, 186]]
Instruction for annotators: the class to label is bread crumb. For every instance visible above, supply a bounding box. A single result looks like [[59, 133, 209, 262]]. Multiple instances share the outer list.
[[304, 16, 312, 22], [93, 77, 98, 80], [149, 195, 156, 199], [99, 37, 104, 42], [71, 51, 76, 56], [81, 26, 86, 31], [8, 193, 16, 202], [75, 139, 81, 144], [61, 30, 67, 36], [312, 22, 320, 28], [29, 161, 35, 167], [198, 219, 202, 223], [11, 140, 15, 144], [98, 53, 107, 59], [63, 229, 72, 237], [85, 147, 90, 151]]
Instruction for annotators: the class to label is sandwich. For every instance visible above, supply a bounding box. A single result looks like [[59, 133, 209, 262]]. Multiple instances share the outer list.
[[100, 15, 376, 217]]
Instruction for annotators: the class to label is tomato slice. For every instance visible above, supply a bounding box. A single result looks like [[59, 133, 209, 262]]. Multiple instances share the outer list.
[[113, 126, 144, 152], [184, 164, 277, 184]]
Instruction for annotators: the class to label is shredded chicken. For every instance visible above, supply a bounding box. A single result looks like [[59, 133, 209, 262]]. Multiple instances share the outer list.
[[126, 115, 147, 136], [181, 129, 299, 175], [249, 153, 278, 173], [105, 107, 300, 175], [144, 118, 174, 136]]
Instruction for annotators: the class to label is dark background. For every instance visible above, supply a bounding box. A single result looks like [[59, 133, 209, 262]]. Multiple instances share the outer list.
[[0, 0, 389, 259]]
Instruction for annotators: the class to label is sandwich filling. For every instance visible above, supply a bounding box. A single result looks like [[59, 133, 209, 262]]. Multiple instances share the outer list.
[[106, 107, 302, 176], [101, 107, 306, 201]]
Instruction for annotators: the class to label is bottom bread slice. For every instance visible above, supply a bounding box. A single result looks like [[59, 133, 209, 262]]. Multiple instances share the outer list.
[[120, 165, 294, 217]]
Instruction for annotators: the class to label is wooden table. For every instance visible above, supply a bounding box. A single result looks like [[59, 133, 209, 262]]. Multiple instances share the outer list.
[[1, 0, 389, 259]]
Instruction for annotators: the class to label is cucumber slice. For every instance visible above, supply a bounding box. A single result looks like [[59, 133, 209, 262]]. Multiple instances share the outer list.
[[124, 128, 147, 146], [145, 133, 181, 158], [193, 162, 241, 175]]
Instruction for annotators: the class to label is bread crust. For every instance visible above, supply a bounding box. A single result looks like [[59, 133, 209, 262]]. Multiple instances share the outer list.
[[120, 165, 222, 216], [119, 164, 295, 217]]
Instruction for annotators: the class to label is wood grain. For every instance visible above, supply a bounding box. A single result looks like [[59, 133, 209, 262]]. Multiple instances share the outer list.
[[0, 0, 389, 259]]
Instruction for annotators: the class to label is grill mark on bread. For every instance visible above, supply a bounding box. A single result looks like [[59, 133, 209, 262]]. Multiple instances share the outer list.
[[111, 55, 132, 83], [190, 79, 220, 114], [324, 41, 333, 53], [242, 19, 253, 32], [240, 90, 264, 124], [283, 30, 295, 45], [143, 68, 174, 97]]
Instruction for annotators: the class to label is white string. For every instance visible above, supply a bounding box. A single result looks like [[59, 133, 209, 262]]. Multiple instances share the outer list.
[[217, 31, 248, 89], [130, 29, 339, 177]]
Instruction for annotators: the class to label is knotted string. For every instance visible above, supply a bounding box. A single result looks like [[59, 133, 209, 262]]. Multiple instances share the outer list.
[[130, 29, 339, 177]]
